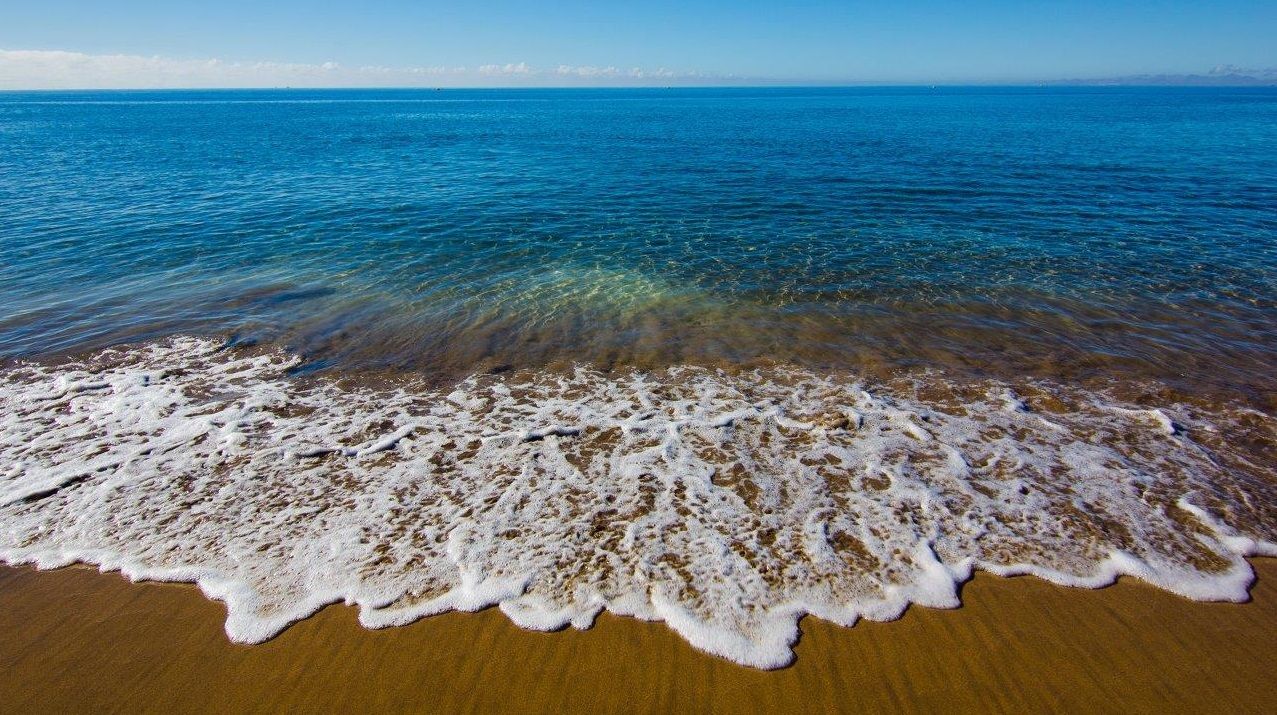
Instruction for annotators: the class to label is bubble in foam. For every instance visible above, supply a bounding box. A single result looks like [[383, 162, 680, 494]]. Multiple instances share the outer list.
[[1, 337, 1275, 668]]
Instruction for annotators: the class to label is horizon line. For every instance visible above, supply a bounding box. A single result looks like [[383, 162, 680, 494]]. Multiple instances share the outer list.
[[3, 82, 1277, 92], [4, 49, 1275, 92]]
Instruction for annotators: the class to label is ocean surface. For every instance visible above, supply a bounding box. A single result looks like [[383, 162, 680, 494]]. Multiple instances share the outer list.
[[1, 87, 1275, 667]]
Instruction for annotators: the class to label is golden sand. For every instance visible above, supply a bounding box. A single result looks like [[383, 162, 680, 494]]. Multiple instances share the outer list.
[[2, 561, 1276, 714]]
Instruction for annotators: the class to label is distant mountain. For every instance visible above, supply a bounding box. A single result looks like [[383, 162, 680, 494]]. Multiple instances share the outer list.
[[1056, 65, 1277, 86]]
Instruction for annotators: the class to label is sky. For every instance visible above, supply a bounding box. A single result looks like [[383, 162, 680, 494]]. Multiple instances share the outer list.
[[1, 1, 1275, 88]]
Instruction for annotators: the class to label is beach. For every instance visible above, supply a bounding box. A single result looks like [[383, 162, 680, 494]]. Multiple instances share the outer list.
[[3, 560, 1276, 713]]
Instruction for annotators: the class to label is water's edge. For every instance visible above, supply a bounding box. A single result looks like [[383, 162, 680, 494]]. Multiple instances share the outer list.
[[2, 336, 1274, 668]]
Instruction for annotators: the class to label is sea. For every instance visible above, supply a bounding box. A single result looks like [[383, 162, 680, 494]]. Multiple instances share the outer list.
[[1, 86, 1275, 667]]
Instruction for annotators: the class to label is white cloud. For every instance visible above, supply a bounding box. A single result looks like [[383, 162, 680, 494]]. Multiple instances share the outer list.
[[477, 62, 531, 75], [0, 49, 354, 89], [555, 66, 682, 80], [0, 49, 732, 89], [556, 65, 619, 77]]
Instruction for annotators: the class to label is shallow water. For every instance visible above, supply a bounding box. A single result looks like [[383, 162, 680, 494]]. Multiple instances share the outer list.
[[2, 87, 1276, 390], [1, 87, 1275, 666]]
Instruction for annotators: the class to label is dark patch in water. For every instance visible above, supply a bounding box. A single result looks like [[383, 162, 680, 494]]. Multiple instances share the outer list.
[[15, 474, 91, 506]]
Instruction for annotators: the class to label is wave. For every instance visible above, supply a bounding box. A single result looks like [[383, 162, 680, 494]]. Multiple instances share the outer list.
[[1, 337, 1274, 668]]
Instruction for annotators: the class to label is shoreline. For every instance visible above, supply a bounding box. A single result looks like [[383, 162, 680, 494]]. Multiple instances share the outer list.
[[3, 560, 1277, 713], [3, 334, 1276, 672]]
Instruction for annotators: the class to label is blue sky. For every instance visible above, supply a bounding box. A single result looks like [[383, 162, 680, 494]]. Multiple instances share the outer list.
[[2, 1, 1275, 87]]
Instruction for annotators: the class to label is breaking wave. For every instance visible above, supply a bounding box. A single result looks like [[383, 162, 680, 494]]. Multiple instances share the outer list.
[[1, 337, 1274, 668]]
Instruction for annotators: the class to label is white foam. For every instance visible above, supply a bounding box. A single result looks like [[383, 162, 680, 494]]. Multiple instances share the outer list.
[[1, 337, 1274, 668]]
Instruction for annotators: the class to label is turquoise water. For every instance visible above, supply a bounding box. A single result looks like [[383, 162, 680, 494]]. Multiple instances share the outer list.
[[2, 87, 1276, 387], [3, 87, 1277, 667]]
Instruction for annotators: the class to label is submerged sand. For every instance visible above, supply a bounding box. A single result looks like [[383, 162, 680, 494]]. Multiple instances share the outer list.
[[2, 561, 1276, 713]]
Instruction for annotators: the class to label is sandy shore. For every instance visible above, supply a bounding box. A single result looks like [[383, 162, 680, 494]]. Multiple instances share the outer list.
[[2, 561, 1276, 714]]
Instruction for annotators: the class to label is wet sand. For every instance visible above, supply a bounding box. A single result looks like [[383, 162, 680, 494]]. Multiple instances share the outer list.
[[2, 561, 1276, 713]]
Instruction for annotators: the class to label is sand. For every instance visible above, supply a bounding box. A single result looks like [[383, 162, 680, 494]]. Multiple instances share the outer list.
[[2, 561, 1276, 714]]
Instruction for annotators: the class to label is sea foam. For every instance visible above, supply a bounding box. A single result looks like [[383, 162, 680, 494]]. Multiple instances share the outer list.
[[1, 337, 1274, 668]]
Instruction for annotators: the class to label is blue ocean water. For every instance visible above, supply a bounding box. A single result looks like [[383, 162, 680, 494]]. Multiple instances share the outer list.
[[4, 87, 1277, 667], [2, 87, 1275, 391]]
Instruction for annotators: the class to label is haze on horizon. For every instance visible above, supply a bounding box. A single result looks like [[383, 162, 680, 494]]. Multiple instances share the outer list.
[[1, 0, 1275, 89]]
